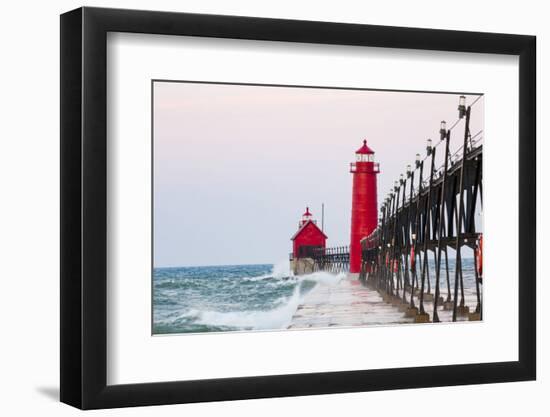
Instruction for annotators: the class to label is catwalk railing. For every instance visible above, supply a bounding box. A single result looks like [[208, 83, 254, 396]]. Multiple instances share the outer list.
[[299, 95, 483, 323], [289, 245, 350, 273], [310, 246, 350, 273], [361, 98, 483, 323]]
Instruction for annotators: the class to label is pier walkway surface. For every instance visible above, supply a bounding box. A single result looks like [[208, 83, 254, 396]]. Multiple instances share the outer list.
[[288, 277, 478, 329]]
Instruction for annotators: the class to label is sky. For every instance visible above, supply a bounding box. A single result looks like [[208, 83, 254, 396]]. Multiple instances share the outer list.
[[153, 81, 483, 267]]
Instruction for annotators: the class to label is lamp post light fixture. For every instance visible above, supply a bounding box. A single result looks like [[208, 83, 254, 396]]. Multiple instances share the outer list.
[[458, 95, 467, 119], [426, 138, 433, 156], [415, 153, 421, 168], [439, 120, 447, 140], [406, 164, 412, 178], [400, 173, 405, 185], [394, 180, 400, 192]]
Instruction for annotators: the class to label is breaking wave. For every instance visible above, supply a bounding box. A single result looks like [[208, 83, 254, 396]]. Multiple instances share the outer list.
[[153, 262, 344, 334]]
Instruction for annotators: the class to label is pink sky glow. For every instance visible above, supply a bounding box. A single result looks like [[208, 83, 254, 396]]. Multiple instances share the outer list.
[[153, 81, 483, 267]]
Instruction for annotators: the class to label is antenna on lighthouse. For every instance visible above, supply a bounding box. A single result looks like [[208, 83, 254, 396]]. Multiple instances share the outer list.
[[321, 203, 325, 232]]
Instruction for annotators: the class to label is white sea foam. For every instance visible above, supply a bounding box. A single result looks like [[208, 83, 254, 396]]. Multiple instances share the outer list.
[[243, 260, 342, 286], [196, 285, 302, 330], [298, 270, 346, 286], [193, 270, 345, 330], [271, 259, 291, 278], [245, 260, 291, 281], [156, 262, 346, 331], [242, 259, 292, 282]]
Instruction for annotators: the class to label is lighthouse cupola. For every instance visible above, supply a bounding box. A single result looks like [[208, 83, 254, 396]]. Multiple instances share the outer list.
[[349, 139, 380, 275], [355, 140, 375, 162], [300, 206, 313, 226]]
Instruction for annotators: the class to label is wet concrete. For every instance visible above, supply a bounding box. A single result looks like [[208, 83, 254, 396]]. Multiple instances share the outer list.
[[288, 277, 479, 329]]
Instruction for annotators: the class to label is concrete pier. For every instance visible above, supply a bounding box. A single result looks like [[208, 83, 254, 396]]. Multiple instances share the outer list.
[[288, 276, 479, 329]]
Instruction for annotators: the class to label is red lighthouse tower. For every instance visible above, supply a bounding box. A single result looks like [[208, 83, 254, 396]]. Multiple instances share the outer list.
[[349, 140, 380, 274]]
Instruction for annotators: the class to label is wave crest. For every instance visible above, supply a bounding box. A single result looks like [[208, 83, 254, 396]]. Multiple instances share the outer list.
[[195, 286, 302, 330]]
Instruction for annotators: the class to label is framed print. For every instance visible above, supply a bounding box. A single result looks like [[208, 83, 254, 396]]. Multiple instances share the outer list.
[[60, 6, 536, 409]]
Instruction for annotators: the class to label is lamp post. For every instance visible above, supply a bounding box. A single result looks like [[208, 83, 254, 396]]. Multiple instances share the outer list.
[[385, 192, 395, 295], [440, 121, 447, 140], [452, 96, 472, 321], [391, 180, 401, 298], [433, 121, 452, 322], [407, 154, 424, 317], [417, 137, 437, 321], [378, 202, 388, 291], [400, 166, 411, 299], [458, 95, 467, 119]]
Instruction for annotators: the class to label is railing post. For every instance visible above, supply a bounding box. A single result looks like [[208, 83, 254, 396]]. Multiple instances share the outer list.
[[379, 205, 387, 292], [401, 173, 410, 303], [418, 142, 437, 321], [391, 182, 402, 299], [408, 160, 423, 315], [433, 130, 451, 322], [468, 155, 483, 317], [452, 106, 471, 321], [403, 168, 414, 305]]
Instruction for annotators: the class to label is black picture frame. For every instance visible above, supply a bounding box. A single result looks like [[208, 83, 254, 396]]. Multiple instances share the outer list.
[[60, 6, 536, 410]]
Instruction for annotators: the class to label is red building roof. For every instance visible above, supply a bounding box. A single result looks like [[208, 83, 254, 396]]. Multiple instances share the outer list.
[[355, 139, 374, 154], [291, 220, 328, 241]]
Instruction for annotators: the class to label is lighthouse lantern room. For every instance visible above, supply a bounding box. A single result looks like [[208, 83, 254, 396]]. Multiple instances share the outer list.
[[349, 140, 380, 275]]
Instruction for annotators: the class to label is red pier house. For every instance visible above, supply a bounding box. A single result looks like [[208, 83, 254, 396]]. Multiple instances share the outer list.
[[291, 207, 327, 259], [349, 140, 380, 274]]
